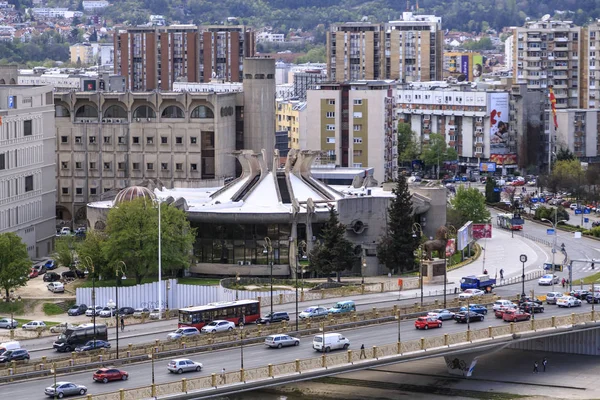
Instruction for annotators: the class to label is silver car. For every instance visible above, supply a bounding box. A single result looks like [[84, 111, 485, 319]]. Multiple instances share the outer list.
[[546, 292, 564, 305], [44, 382, 87, 398], [85, 305, 103, 317], [0, 318, 18, 329], [427, 309, 455, 321], [167, 327, 200, 340], [264, 334, 300, 348], [167, 358, 203, 374], [298, 306, 328, 319]]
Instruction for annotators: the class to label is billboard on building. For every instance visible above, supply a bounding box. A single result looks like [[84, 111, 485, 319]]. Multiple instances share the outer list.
[[489, 154, 517, 165], [457, 221, 473, 251], [460, 55, 470, 77], [472, 54, 483, 81], [472, 223, 492, 239], [489, 92, 516, 165], [479, 162, 496, 172], [83, 80, 96, 91]]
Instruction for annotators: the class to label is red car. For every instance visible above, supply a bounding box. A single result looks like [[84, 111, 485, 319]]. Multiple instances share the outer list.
[[29, 268, 39, 279], [414, 316, 443, 330], [502, 309, 530, 322], [93, 368, 129, 383]]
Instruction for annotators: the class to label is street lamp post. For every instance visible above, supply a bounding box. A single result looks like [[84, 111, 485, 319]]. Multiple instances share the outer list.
[[156, 198, 163, 320], [396, 311, 401, 344], [84, 256, 96, 342], [235, 273, 240, 301], [264, 237, 273, 317], [541, 217, 567, 292], [520, 254, 528, 299], [51, 362, 57, 400], [295, 250, 299, 332], [148, 353, 155, 397], [115, 261, 126, 359], [239, 323, 245, 370], [445, 225, 456, 308], [412, 223, 423, 307]]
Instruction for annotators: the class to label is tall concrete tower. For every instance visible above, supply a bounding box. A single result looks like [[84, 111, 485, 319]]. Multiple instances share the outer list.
[[243, 57, 276, 167]]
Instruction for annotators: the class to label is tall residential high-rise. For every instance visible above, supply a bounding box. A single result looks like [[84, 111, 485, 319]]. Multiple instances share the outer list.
[[0, 85, 56, 258], [306, 81, 397, 184], [326, 13, 443, 83], [114, 25, 255, 91]]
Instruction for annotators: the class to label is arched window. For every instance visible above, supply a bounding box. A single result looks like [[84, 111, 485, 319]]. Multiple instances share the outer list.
[[161, 105, 184, 118], [191, 105, 214, 119], [75, 105, 98, 118], [104, 104, 127, 118], [55, 105, 70, 117], [132, 105, 156, 119], [0, 79, 5, 84]]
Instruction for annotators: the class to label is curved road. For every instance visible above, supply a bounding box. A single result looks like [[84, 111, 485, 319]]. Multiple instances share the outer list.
[[4, 301, 597, 399]]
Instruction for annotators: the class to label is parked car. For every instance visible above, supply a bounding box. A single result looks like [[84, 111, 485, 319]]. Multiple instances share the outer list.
[[493, 300, 516, 311], [47, 282, 65, 293], [149, 308, 166, 320], [494, 306, 516, 319], [67, 304, 87, 316], [298, 306, 328, 319], [50, 322, 77, 334], [520, 302, 544, 314], [117, 307, 135, 316], [459, 304, 488, 315], [85, 305, 103, 317], [586, 293, 600, 304], [458, 289, 485, 300], [257, 311, 290, 325], [61, 270, 86, 279], [518, 296, 543, 306], [43, 272, 61, 282], [33, 264, 47, 275], [98, 307, 116, 318], [538, 274, 559, 286], [167, 327, 200, 341], [92, 368, 128, 383], [29, 268, 39, 279], [427, 309, 455, 321], [414, 316, 443, 330], [200, 320, 235, 333], [74, 227, 87, 239], [75, 340, 111, 352], [454, 311, 485, 323], [44, 259, 56, 270], [44, 382, 87, 398], [0, 318, 18, 329], [546, 292, 564, 305], [132, 308, 150, 318], [22, 321, 46, 330], [264, 334, 300, 348], [0, 349, 30, 363], [502, 309, 531, 322], [570, 290, 591, 300], [557, 296, 582, 308], [167, 358, 203, 374]]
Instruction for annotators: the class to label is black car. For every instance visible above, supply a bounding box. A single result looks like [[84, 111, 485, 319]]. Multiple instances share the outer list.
[[518, 296, 543, 306], [453, 311, 485, 323], [43, 272, 61, 282], [257, 312, 290, 324], [0, 349, 30, 363], [117, 307, 135, 316], [520, 302, 544, 313], [62, 269, 86, 279], [67, 304, 88, 316], [570, 290, 591, 300], [586, 294, 600, 304]]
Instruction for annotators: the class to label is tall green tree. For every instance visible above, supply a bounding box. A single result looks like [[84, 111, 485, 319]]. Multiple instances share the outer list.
[[309, 206, 357, 282], [484, 177, 500, 203], [54, 235, 78, 270], [449, 186, 491, 226], [104, 198, 195, 284], [376, 177, 419, 273], [0, 232, 30, 300], [77, 230, 109, 279], [420, 133, 458, 178], [397, 122, 418, 166]]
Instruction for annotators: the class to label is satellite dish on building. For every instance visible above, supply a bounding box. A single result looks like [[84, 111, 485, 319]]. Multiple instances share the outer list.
[[541, 14, 551, 22]]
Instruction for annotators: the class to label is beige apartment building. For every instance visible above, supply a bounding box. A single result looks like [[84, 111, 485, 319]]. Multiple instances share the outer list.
[[306, 81, 397, 183], [327, 12, 442, 83], [555, 109, 600, 161], [276, 99, 307, 151], [0, 85, 56, 258]]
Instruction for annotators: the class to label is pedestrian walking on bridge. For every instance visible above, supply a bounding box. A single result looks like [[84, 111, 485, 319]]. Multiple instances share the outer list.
[[360, 344, 366, 359], [533, 361, 539, 373]]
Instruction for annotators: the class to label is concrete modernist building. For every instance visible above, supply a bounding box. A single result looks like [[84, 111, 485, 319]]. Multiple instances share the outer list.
[[87, 150, 446, 277], [306, 81, 397, 184], [0, 85, 56, 258], [554, 109, 600, 162], [327, 13, 443, 83], [114, 25, 255, 91], [585, 21, 600, 110]]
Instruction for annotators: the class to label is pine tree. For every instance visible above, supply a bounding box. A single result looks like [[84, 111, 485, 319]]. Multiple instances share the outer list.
[[309, 206, 357, 282], [377, 177, 419, 273]]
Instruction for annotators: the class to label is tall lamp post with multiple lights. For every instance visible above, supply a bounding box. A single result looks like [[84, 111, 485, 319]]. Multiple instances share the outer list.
[[115, 261, 126, 359], [156, 198, 163, 320], [445, 225, 456, 308], [541, 217, 567, 292], [84, 256, 97, 342], [520, 254, 528, 299], [264, 237, 274, 317], [412, 223, 424, 306]]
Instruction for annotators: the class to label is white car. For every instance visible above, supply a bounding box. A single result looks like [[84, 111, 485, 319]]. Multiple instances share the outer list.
[[149, 308, 166, 320], [200, 320, 235, 333], [22, 320, 46, 330], [298, 306, 328, 319], [538, 274, 559, 286], [47, 282, 65, 293], [557, 296, 582, 308], [492, 300, 516, 311], [98, 307, 116, 317], [50, 322, 77, 333], [167, 327, 200, 340], [85, 305, 103, 317], [458, 289, 485, 300]]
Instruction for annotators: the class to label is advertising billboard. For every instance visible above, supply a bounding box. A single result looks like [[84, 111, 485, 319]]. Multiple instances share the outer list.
[[83, 80, 97, 91], [472, 223, 492, 239], [489, 92, 516, 165], [446, 238, 456, 258], [472, 54, 483, 81], [460, 55, 470, 77], [457, 221, 473, 251], [479, 162, 496, 172], [489, 154, 517, 165]]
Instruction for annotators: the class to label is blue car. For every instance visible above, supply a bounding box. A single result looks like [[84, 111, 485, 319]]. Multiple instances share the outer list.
[[459, 304, 488, 315], [75, 340, 111, 352], [44, 260, 56, 270]]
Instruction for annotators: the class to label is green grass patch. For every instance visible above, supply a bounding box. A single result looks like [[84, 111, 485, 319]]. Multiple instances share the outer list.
[[177, 277, 222, 286], [14, 318, 59, 327], [580, 271, 600, 285], [43, 303, 65, 316], [0, 300, 25, 315]]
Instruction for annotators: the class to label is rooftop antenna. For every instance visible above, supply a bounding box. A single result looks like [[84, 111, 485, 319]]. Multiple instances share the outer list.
[[406, 0, 410, 12]]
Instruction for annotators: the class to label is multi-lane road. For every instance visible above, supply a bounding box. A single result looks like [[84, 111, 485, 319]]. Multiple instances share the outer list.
[[4, 300, 595, 400]]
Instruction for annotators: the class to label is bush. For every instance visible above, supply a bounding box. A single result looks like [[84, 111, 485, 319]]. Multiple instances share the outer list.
[[590, 227, 600, 238]]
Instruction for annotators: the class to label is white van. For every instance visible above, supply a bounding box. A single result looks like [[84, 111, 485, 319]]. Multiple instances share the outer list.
[[0, 341, 20, 355], [313, 333, 350, 353]]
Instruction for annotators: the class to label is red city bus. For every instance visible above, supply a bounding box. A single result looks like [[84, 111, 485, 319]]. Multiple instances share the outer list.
[[178, 300, 260, 329]]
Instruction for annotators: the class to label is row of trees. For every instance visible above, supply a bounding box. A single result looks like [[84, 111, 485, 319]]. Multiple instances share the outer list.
[[398, 122, 458, 177]]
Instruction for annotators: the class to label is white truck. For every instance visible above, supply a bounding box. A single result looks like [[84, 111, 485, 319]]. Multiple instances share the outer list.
[[312, 333, 350, 353]]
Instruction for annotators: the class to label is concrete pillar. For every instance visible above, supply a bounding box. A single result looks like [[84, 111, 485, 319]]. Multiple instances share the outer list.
[[182, 378, 187, 392], [372, 346, 378, 359], [268, 364, 273, 378], [296, 359, 301, 372], [321, 354, 326, 368]]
